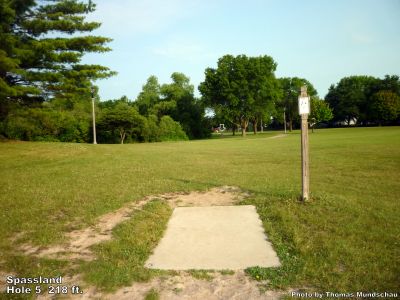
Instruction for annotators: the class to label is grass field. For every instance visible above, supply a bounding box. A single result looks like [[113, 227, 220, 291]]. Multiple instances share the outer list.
[[0, 127, 399, 296]]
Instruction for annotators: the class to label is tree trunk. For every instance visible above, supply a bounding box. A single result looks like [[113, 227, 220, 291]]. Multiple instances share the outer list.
[[119, 130, 126, 144], [241, 119, 248, 136], [232, 125, 236, 136], [289, 119, 293, 132], [253, 119, 258, 134]]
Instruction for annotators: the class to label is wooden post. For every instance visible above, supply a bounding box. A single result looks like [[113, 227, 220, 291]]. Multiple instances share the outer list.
[[301, 114, 309, 200], [299, 86, 310, 201]]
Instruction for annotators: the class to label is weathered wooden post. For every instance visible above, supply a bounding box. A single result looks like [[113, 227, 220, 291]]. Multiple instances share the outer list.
[[298, 86, 310, 201]]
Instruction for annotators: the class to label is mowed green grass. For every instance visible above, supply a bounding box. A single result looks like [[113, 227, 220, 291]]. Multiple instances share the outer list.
[[0, 127, 399, 293]]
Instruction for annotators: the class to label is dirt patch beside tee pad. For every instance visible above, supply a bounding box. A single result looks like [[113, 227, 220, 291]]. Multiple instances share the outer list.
[[10, 186, 284, 299]]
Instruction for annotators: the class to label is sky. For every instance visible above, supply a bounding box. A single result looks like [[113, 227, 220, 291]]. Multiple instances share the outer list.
[[82, 0, 400, 101]]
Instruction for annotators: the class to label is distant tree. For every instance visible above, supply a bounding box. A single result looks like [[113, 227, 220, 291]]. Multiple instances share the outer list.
[[132, 73, 211, 141], [99, 96, 130, 109], [210, 106, 238, 135], [135, 76, 161, 115], [160, 72, 210, 139], [199, 54, 280, 136], [376, 75, 400, 95], [368, 91, 400, 124], [98, 102, 145, 144], [325, 76, 378, 125], [149, 100, 177, 119], [158, 115, 188, 141], [309, 98, 333, 132], [279, 77, 317, 131], [249, 58, 281, 134], [145, 114, 160, 142], [3, 107, 89, 142]]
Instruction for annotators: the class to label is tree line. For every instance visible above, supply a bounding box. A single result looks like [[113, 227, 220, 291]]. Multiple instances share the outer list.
[[0, 1, 398, 143], [199, 55, 333, 135], [0, 0, 208, 143], [96, 73, 210, 144], [325, 75, 400, 126]]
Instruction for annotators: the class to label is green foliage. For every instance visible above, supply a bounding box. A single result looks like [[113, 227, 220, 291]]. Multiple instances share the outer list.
[[0, 0, 115, 109], [136, 76, 161, 116], [2, 107, 89, 142], [279, 77, 318, 131], [369, 90, 400, 123], [135, 73, 211, 139], [145, 114, 161, 142], [161, 72, 210, 139], [97, 102, 146, 144], [158, 115, 188, 141], [325, 76, 377, 125], [0, 0, 116, 143], [150, 100, 177, 119], [96, 100, 188, 143], [199, 54, 281, 136], [325, 75, 400, 125], [310, 98, 334, 129]]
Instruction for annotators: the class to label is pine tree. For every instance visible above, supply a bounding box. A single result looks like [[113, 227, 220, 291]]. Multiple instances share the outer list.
[[0, 0, 115, 116]]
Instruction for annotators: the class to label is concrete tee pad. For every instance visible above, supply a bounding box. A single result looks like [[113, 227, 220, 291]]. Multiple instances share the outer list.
[[145, 205, 281, 270]]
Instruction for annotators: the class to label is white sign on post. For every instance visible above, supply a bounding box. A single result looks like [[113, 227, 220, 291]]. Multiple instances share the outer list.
[[298, 96, 310, 115]]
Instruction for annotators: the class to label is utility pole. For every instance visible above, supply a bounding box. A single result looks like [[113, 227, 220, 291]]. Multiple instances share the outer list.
[[91, 86, 97, 144], [283, 107, 287, 134], [298, 86, 310, 201]]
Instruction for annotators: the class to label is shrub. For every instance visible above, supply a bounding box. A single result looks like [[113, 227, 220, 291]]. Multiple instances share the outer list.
[[145, 114, 160, 142], [3, 108, 90, 142], [158, 116, 188, 141]]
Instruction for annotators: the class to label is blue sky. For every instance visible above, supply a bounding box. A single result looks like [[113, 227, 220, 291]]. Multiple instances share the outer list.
[[83, 0, 400, 101]]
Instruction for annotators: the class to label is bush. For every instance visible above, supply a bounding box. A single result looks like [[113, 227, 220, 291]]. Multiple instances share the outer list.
[[4, 113, 42, 140], [3, 108, 90, 142], [97, 102, 149, 144], [158, 116, 188, 141], [2, 102, 190, 144], [145, 115, 160, 142]]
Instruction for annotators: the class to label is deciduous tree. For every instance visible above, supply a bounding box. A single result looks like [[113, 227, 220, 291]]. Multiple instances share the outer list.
[[98, 102, 144, 144], [279, 77, 317, 131], [325, 76, 378, 125], [309, 98, 333, 132], [369, 91, 400, 124], [161, 72, 209, 139], [199, 54, 279, 136], [135, 75, 161, 116]]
